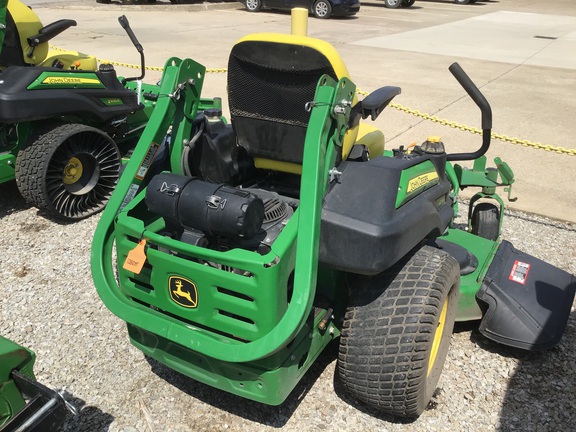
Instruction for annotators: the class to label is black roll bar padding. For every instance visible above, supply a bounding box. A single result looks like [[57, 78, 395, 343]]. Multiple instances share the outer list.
[[446, 62, 492, 162], [118, 15, 145, 82]]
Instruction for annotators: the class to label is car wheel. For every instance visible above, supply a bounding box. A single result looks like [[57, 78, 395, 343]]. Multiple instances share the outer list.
[[245, 0, 262, 12], [384, 0, 403, 8], [401, 0, 415, 6], [313, 0, 333, 19], [454, 0, 472, 4]]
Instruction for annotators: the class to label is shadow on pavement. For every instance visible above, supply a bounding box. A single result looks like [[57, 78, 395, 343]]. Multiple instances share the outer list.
[[495, 309, 576, 430], [145, 340, 339, 428], [0, 180, 29, 218], [61, 392, 116, 432]]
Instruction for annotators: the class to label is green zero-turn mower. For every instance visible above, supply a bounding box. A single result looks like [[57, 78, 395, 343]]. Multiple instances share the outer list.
[[91, 30, 576, 418], [0, 336, 75, 431], [0, 0, 160, 220]]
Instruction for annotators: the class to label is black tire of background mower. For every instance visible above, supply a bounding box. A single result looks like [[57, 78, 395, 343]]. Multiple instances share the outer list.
[[338, 245, 460, 418], [384, 0, 403, 8], [454, 0, 472, 4], [15, 122, 120, 221], [401, 0, 416, 7], [471, 202, 500, 241]]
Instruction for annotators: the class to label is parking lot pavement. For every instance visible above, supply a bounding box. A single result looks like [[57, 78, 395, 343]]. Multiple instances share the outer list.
[[2, 2, 576, 431], [30, 0, 576, 222]]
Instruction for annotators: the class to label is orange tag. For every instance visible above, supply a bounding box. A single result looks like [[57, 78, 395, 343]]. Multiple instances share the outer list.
[[123, 239, 147, 274]]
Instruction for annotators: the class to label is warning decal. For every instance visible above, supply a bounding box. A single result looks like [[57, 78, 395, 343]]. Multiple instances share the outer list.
[[136, 142, 160, 180], [509, 260, 531, 285]]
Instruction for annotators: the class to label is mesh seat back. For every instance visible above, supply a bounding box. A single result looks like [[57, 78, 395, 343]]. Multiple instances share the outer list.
[[228, 38, 339, 166]]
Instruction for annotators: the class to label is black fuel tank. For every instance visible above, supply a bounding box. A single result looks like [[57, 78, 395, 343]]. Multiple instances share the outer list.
[[319, 152, 453, 275]]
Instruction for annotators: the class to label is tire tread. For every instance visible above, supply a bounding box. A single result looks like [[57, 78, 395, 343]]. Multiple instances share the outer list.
[[338, 245, 460, 418]]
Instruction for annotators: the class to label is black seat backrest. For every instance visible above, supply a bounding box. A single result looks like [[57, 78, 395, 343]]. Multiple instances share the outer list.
[[0, 11, 26, 68], [227, 36, 340, 166]]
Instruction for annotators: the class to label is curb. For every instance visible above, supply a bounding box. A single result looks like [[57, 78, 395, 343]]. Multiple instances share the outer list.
[[33, 0, 242, 12]]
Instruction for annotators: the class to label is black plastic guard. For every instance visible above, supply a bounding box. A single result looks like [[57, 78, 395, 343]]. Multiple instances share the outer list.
[[0, 66, 140, 123], [1, 370, 71, 432], [477, 240, 576, 351]]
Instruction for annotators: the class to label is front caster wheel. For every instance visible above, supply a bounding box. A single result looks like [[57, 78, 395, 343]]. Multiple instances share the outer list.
[[16, 122, 121, 220], [471, 202, 501, 241], [338, 245, 460, 418]]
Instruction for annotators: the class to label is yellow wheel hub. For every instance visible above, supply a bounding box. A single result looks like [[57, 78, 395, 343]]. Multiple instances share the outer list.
[[63, 157, 83, 185], [428, 298, 448, 377]]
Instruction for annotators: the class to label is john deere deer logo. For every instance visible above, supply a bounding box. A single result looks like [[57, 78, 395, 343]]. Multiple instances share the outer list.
[[168, 276, 198, 308]]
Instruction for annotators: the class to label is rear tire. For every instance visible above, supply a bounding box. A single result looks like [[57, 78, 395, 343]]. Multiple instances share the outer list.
[[15, 123, 120, 220], [454, 0, 472, 4], [471, 202, 500, 241], [338, 245, 460, 418], [384, 0, 403, 8]]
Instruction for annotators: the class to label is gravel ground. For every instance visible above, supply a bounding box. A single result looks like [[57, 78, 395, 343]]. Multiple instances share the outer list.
[[1, 180, 575, 432]]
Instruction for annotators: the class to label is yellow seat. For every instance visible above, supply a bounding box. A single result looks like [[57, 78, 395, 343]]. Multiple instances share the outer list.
[[1, 0, 97, 70], [1, 0, 47, 67], [227, 33, 385, 174]]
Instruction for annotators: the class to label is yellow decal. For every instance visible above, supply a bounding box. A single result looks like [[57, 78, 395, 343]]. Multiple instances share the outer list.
[[169, 276, 198, 308], [42, 76, 101, 85], [407, 172, 439, 194]]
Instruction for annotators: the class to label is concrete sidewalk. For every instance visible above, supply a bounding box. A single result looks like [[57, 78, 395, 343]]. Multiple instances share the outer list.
[[30, 0, 576, 223]]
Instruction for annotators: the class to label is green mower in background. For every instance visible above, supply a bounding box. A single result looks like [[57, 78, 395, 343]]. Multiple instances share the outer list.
[[0, 336, 74, 431], [0, 0, 160, 220], [91, 25, 576, 418]]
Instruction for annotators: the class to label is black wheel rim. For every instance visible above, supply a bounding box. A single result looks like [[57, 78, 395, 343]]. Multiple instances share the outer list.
[[46, 131, 119, 219]]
